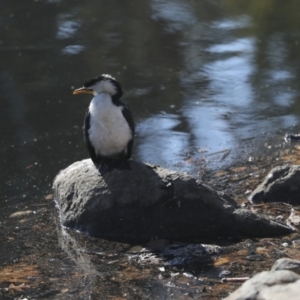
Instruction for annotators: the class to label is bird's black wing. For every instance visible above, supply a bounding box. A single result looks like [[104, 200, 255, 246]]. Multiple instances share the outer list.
[[118, 100, 135, 159], [83, 108, 102, 166]]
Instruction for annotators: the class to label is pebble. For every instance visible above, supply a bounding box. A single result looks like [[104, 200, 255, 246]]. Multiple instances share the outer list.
[[219, 270, 231, 278]]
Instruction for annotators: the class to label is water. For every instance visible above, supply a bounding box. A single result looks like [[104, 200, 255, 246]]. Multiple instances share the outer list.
[[1, 0, 300, 298]]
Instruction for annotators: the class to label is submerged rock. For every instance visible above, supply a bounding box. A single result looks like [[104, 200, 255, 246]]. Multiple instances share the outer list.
[[249, 165, 300, 205], [53, 159, 292, 243]]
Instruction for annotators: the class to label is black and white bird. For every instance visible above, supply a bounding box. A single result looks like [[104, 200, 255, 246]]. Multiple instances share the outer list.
[[73, 74, 135, 174]]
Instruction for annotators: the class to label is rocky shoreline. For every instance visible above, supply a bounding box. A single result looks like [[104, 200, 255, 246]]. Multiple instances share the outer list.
[[53, 159, 300, 299]]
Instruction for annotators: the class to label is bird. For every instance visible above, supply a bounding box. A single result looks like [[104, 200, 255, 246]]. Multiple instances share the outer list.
[[73, 74, 135, 174]]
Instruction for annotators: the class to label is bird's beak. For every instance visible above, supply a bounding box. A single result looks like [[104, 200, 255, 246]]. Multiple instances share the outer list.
[[73, 87, 94, 95]]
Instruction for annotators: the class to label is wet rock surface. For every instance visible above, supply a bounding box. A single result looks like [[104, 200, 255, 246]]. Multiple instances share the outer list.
[[53, 159, 292, 243], [225, 259, 300, 300], [249, 165, 300, 205]]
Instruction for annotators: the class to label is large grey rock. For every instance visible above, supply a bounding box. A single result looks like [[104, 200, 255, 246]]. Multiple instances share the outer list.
[[249, 165, 300, 205], [225, 270, 300, 300], [53, 159, 292, 243]]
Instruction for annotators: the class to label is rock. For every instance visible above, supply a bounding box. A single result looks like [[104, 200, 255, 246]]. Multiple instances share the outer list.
[[225, 270, 300, 300], [249, 165, 300, 205], [271, 258, 300, 275], [53, 159, 292, 243]]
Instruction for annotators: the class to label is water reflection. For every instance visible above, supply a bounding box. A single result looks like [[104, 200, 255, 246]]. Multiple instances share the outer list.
[[62, 44, 85, 55], [56, 18, 81, 39], [183, 103, 235, 153], [144, 0, 300, 170], [136, 113, 189, 168], [149, 1, 258, 167], [208, 37, 255, 54], [203, 56, 254, 107], [151, 0, 195, 33], [212, 15, 252, 30]]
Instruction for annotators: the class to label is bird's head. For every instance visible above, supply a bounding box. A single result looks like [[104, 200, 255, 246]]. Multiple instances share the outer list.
[[73, 74, 123, 99]]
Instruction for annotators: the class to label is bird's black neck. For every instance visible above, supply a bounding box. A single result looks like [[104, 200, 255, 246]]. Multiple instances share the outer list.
[[111, 94, 122, 106]]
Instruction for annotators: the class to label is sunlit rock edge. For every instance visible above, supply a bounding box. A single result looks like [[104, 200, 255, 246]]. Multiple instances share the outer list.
[[225, 258, 300, 300]]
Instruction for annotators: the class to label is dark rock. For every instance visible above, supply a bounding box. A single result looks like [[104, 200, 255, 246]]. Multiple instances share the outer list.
[[53, 159, 292, 243], [249, 165, 300, 205], [271, 258, 300, 275], [224, 270, 300, 300]]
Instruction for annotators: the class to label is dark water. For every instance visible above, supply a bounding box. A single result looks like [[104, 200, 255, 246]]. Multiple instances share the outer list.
[[2, 0, 300, 298]]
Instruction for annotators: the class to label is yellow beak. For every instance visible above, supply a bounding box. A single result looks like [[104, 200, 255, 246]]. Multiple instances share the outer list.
[[73, 87, 94, 95]]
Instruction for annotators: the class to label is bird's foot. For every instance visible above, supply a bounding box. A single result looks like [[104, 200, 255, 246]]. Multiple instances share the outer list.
[[95, 159, 131, 175]]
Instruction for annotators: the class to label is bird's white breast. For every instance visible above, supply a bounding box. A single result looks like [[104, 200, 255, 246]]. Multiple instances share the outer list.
[[88, 94, 132, 157]]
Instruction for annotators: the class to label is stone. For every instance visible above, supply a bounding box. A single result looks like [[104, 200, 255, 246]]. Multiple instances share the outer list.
[[249, 165, 300, 205], [271, 258, 300, 275], [53, 159, 292, 243], [224, 270, 300, 300]]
